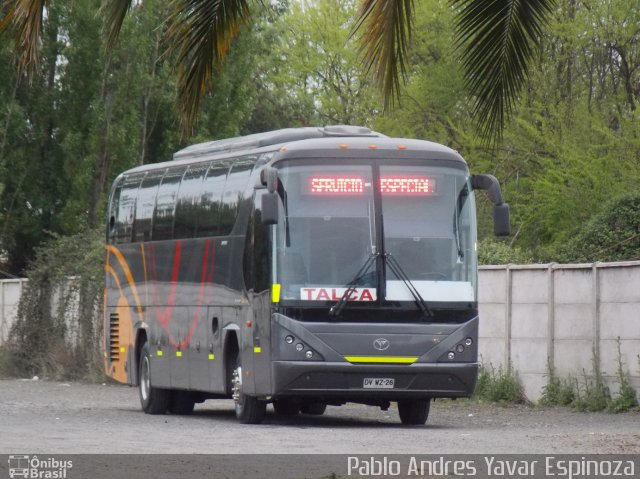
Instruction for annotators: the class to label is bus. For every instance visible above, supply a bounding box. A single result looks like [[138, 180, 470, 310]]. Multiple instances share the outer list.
[[103, 125, 509, 424]]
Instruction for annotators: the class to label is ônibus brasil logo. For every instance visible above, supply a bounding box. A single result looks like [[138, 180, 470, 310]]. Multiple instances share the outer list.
[[8, 455, 73, 479]]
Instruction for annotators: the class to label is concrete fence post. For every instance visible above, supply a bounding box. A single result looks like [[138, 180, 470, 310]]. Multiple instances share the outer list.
[[547, 263, 556, 371], [592, 262, 601, 372], [505, 264, 512, 366]]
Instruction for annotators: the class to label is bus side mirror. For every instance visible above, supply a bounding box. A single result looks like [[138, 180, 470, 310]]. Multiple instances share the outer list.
[[471, 174, 511, 236], [493, 204, 510, 236], [260, 167, 278, 193], [261, 192, 279, 225]]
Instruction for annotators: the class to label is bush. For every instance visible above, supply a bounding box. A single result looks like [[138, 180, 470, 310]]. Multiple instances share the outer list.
[[552, 193, 640, 263], [5, 229, 104, 380], [474, 363, 525, 404], [478, 238, 534, 265], [607, 340, 639, 413], [539, 359, 574, 406]]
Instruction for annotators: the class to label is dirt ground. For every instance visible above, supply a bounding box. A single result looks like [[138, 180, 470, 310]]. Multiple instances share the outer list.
[[0, 378, 639, 455]]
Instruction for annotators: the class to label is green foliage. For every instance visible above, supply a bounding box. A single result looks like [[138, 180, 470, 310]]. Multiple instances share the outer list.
[[473, 363, 525, 404], [606, 340, 639, 413], [478, 238, 535, 265], [539, 358, 574, 406], [571, 351, 610, 412], [552, 193, 640, 263], [6, 229, 104, 380]]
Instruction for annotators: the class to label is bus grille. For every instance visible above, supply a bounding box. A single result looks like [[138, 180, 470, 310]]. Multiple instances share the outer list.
[[109, 313, 120, 361]]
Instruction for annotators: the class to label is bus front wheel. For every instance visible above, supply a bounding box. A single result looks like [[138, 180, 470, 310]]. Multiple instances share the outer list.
[[397, 399, 430, 425], [231, 353, 266, 424], [139, 343, 170, 414]]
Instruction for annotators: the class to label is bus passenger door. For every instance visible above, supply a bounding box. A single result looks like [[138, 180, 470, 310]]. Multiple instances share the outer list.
[[187, 305, 218, 392]]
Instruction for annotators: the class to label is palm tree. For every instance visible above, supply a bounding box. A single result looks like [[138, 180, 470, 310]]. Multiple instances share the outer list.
[[0, 0, 555, 142]]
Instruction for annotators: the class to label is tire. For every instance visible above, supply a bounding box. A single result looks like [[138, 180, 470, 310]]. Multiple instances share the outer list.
[[398, 399, 431, 425], [139, 343, 170, 414], [231, 351, 266, 424], [273, 399, 300, 416], [300, 402, 327, 415], [168, 390, 196, 415]]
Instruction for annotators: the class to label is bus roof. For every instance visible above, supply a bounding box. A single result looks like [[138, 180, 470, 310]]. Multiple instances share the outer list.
[[120, 125, 466, 178], [172, 125, 383, 160]]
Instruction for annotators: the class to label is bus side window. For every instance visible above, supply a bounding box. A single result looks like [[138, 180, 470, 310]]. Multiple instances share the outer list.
[[219, 159, 255, 235], [133, 170, 164, 242], [197, 163, 229, 237], [174, 164, 208, 239], [153, 167, 185, 241], [116, 174, 145, 244]]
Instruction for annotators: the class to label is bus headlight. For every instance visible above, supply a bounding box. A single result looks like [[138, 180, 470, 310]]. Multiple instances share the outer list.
[[465, 338, 473, 347], [285, 335, 294, 344], [447, 351, 455, 360], [295, 343, 304, 352], [305, 351, 313, 359]]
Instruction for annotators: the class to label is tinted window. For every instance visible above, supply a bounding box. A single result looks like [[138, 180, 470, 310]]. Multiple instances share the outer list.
[[116, 174, 145, 244], [133, 170, 164, 242], [219, 158, 255, 235], [153, 167, 185, 241], [197, 162, 230, 237], [174, 163, 208, 239]]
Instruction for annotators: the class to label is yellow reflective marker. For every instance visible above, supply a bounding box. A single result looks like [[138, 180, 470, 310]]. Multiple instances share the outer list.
[[103, 352, 107, 358], [254, 346, 262, 354], [344, 356, 418, 364], [157, 350, 163, 357], [176, 351, 182, 358], [208, 353, 215, 360], [119, 347, 126, 353], [272, 283, 281, 303]]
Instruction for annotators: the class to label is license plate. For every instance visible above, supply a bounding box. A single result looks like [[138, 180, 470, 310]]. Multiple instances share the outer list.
[[363, 378, 395, 389]]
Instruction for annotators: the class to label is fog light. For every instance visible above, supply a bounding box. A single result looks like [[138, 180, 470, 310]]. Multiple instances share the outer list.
[[295, 343, 304, 352], [305, 351, 313, 359], [465, 337, 473, 347], [447, 351, 455, 360], [456, 344, 465, 353], [285, 335, 294, 344]]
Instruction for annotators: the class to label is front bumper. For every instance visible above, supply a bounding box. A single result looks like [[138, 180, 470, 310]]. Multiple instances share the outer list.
[[272, 361, 478, 400]]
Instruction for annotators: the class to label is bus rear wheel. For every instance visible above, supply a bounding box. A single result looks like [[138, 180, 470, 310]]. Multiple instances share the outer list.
[[398, 399, 430, 425], [231, 353, 266, 424], [139, 343, 170, 414]]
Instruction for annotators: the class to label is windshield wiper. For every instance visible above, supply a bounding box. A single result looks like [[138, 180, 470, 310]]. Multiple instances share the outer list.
[[329, 252, 378, 317], [384, 252, 434, 318]]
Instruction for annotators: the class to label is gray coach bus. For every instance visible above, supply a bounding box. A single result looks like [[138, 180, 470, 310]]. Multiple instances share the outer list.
[[104, 125, 509, 424]]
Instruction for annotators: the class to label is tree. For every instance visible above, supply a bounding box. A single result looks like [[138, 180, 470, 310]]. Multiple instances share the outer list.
[[1, 0, 556, 141]]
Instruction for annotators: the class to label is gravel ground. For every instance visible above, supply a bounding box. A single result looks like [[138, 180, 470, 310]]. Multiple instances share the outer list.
[[0, 378, 639, 455]]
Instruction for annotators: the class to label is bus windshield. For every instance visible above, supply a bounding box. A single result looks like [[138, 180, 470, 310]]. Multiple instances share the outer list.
[[273, 162, 477, 305]]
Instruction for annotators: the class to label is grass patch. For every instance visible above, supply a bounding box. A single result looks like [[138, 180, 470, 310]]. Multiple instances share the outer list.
[[539, 358, 574, 407], [473, 363, 524, 404], [541, 342, 638, 413]]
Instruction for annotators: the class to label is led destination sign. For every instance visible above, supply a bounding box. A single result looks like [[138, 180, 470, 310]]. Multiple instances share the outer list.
[[308, 176, 436, 195]]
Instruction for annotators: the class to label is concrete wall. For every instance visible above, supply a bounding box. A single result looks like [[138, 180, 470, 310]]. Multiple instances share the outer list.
[[479, 262, 640, 401], [1, 262, 639, 402]]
